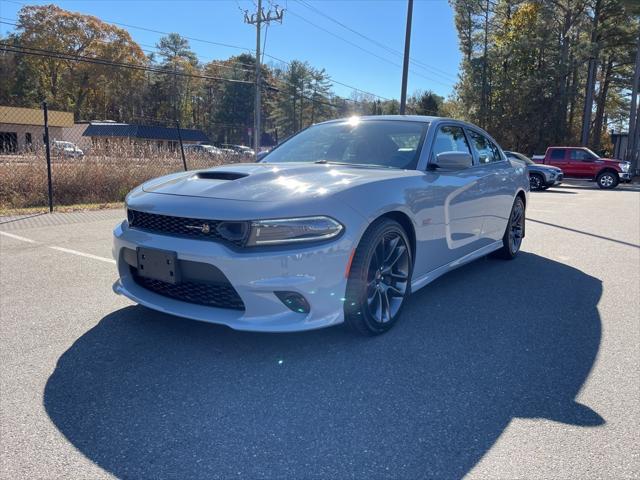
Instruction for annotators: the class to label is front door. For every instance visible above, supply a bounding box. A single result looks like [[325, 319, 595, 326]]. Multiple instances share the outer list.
[[413, 124, 486, 278], [568, 148, 597, 178]]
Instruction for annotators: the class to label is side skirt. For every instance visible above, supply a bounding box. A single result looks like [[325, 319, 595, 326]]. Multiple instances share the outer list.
[[410, 240, 503, 293]]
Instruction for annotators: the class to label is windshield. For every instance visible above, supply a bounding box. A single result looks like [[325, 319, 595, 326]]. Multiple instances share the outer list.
[[507, 151, 534, 165], [583, 148, 600, 159], [262, 119, 428, 169]]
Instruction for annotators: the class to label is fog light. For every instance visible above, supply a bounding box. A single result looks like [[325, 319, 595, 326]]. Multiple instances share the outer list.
[[274, 291, 310, 314]]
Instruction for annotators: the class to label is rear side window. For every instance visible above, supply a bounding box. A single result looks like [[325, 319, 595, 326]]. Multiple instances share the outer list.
[[431, 126, 471, 159], [468, 130, 502, 164], [550, 149, 565, 160]]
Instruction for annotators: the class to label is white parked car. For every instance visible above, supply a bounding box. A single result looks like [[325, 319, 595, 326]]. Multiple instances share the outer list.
[[52, 140, 84, 158], [184, 144, 224, 156]]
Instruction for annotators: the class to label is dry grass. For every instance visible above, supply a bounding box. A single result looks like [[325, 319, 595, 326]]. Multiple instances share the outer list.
[[0, 202, 124, 216], [0, 147, 244, 210]]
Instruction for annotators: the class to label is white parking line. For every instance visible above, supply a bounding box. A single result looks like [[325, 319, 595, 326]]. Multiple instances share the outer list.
[[0, 231, 115, 264], [0, 231, 38, 243], [49, 246, 116, 264]]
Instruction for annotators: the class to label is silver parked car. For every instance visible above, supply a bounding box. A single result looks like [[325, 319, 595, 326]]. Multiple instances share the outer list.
[[113, 116, 528, 335], [184, 144, 224, 156], [505, 150, 563, 190], [221, 144, 255, 157]]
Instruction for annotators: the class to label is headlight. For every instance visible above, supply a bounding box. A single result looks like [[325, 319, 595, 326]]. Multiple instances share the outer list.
[[620, 162, 630, 172], [246, 216, 343, 246]]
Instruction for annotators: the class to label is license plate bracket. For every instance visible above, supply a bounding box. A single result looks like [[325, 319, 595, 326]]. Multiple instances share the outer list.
[[136, 247, 180, 284]]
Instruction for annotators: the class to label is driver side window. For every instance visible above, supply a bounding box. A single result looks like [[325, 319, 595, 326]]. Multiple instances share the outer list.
[[431, 125, 471, 161], [570, 149, 594, 162]]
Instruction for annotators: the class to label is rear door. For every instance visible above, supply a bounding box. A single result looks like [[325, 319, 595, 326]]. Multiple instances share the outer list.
[[546, 148, 568, 171], [466, 128, 514, 242]]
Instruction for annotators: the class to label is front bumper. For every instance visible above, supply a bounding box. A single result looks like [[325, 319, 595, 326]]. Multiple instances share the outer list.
[[113, 221, 355, 332], [544, 172, 563, 187], [551, 174, 563, 186], [619, 172, 632, 181]]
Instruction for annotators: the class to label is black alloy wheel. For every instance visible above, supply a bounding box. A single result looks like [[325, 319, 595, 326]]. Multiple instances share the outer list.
[[345, 219, 412, 335], [494, 196, 525, 260], [529, 173, 544, 191]]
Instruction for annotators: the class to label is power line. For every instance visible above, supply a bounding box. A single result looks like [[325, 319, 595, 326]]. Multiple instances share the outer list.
[[286, 10, 402, 68], [294, 0, 457, 82], [2, 39, 382, 114], [0, 17, 258, 75], [286, 7, 452, 88], [1, 41, 379, 115], [0, 43, 256, 84], [3, 0, 390, 101]]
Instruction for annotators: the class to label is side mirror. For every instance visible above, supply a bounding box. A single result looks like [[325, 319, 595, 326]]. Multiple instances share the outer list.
[[433, 151, 473, 170]]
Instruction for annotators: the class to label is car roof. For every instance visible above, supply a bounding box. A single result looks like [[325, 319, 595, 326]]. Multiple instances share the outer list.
[[317, 115, 440, 125], [315, 115, 488, 131]]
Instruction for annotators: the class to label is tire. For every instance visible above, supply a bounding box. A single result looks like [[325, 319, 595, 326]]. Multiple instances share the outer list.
[[529, 173, 545, 191], [344, 218, 413, 335], [494, 196, 525, 260], [596, 171, 619, 189]]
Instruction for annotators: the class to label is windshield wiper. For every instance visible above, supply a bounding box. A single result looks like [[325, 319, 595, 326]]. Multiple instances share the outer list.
[[313, 160, 395, 169]]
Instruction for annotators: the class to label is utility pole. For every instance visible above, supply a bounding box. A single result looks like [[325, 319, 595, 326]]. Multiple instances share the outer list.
[[580, 0, 602, 147], [399, 0, 413, 115], [244, 2, 284, 160], [626, 31, 640, 174]]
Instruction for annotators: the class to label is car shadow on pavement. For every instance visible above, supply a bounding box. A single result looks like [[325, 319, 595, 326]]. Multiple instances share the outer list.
[[44, 252, 604, 479], [536, 188, 577, 194]]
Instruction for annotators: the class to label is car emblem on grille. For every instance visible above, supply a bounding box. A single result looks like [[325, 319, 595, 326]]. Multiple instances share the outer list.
[[185, 223, 210, 234]]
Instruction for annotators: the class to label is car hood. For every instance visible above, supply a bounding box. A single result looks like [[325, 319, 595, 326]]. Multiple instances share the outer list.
[[598, 157, 628, 165], [141, 162, 423, 202], [531, 163, 562, 172]]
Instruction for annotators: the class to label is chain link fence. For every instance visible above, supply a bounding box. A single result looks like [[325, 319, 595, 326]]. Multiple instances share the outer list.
[[0, 103, 249, 212]]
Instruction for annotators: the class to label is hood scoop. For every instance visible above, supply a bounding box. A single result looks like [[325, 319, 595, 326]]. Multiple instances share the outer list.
[[194, 171, 248, 181]]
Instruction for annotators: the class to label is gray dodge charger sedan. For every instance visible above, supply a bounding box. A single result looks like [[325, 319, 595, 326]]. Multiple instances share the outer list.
[[113, 116, 528, 335]]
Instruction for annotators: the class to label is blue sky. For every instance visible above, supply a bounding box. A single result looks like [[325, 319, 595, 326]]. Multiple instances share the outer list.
[[0, 0, 461, 100]]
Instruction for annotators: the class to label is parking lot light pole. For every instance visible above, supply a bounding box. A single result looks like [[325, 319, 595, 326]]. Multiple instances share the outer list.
[[254, 0, 262, 160], [399, 0, 414, 115]]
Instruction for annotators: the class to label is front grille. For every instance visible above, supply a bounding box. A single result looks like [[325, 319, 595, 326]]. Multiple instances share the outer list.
[[557, 173, 564, 181], [127, 209, 246, 247], [131, 268, 245, 310]]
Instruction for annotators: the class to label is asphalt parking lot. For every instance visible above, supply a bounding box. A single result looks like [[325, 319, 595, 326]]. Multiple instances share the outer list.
[[1, 180, 639, 479]]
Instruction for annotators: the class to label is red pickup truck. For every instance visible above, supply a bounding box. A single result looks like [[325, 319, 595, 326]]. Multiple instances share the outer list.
[[536, 147, 632, 189]]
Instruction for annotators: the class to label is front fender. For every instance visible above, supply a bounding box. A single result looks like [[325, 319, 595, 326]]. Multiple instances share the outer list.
[[332, 176, 423, 247]]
